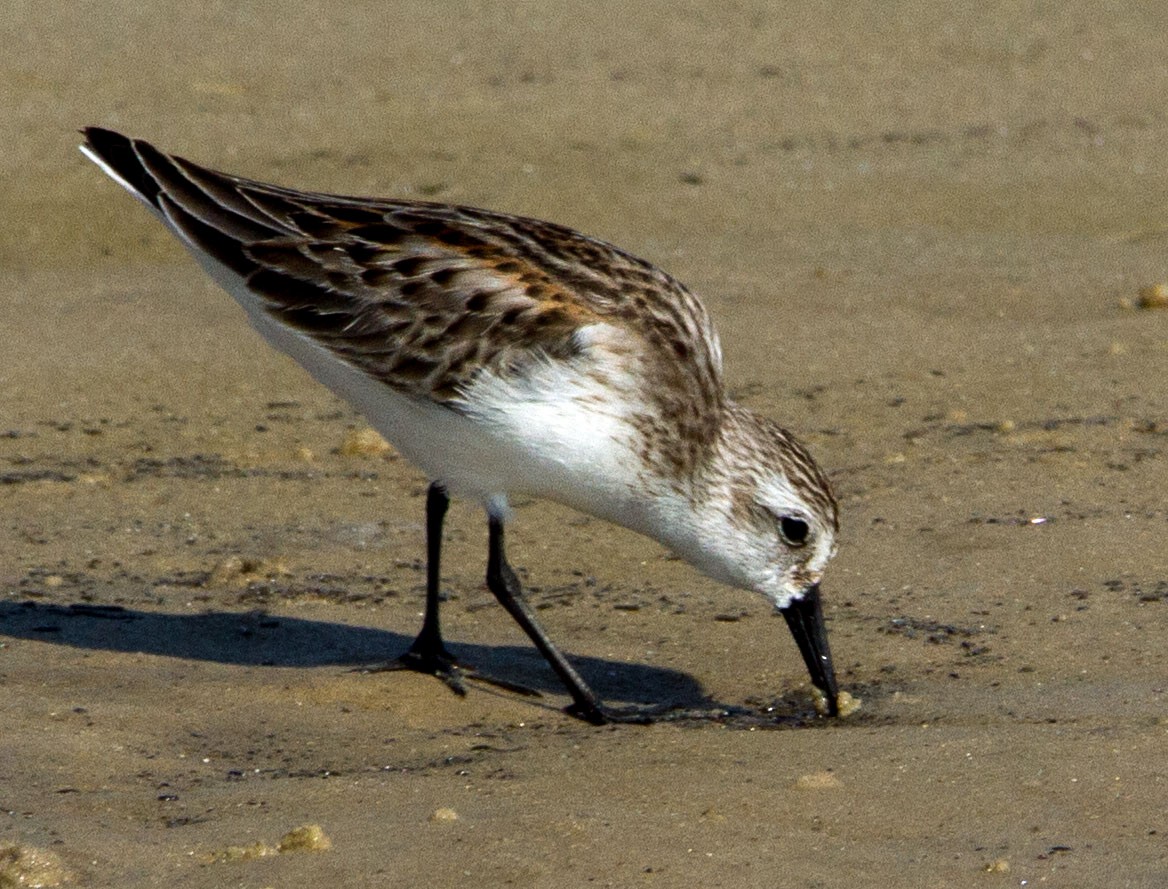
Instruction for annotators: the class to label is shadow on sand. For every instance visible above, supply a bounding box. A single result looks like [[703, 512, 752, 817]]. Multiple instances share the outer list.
[[0, 599, 712, 711]]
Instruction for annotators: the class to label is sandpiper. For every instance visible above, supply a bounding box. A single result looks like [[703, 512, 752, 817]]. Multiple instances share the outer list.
[[81, 127, 843, 724]]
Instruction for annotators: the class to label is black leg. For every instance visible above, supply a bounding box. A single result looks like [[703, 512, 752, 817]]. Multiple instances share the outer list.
[[396, 483, 465, 683], [485, 516, 611, 724], [361, 483, 468, 693], [408, 482, 454, 660], [361, 483, 540, 699]]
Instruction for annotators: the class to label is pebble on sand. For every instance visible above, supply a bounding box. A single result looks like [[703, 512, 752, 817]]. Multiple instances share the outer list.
[[339, 427, 393, 456], [812, 688, 862, 717], [1138, 283, 1168, 308], [1119, 283, 1168, 310], [276, 824, 332, 853]]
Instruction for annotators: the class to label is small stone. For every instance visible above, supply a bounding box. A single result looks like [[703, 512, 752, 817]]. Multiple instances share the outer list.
[[812, 688, 862, 717], [277, 824, 331, 853], [339, 427, 392, 457], [1136, 283, 1168, 309], [836, 690, 862, 718]]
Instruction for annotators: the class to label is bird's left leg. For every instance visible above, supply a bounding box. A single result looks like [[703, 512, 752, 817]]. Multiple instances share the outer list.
[[485, 516, 616, 723]]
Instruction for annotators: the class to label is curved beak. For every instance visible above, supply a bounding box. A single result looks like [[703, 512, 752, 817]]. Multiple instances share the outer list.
[[779, 583, 840, 716]]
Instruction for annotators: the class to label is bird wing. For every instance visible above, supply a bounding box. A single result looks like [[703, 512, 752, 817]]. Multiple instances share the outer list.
[[81, 127, 724, 415]]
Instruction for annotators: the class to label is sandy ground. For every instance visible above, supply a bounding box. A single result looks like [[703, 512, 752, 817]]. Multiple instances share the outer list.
[[3, 1, 1167, 886]]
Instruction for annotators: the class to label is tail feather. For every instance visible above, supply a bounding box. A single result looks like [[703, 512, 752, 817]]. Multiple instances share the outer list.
[[81, 127, 285, 246], [80, 127, 165, 213], [169, 153, 294, 231], [132, 140, 282, 243]]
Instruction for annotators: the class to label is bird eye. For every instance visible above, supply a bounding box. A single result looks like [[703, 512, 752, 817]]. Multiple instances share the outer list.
[[779, 516, 810, 547]]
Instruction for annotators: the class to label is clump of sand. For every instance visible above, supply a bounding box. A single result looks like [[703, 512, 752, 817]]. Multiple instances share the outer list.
[[0, 843, 71, 888], [210, 824, 332, 863]]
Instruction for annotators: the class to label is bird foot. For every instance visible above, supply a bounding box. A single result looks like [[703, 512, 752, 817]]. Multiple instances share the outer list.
[[356, 647, 470, 696], [356, 646, 542, 699]]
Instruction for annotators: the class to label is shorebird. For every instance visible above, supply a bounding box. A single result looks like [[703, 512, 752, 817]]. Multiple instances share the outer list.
[[81, 127, 843, 724]]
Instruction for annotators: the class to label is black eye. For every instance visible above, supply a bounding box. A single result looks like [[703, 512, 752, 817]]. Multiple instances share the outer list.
[[779, 516, 810, 547]]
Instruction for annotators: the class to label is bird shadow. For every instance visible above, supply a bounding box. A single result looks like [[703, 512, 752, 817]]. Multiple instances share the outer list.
[[0, 599, 711, 712]]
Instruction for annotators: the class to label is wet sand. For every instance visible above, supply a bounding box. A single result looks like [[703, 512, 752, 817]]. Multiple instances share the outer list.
[[3, 2, 1167, 886]]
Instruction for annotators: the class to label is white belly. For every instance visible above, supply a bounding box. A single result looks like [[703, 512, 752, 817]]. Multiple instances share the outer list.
[[245, 305, 646, 523], [182, 240, 652, 526]]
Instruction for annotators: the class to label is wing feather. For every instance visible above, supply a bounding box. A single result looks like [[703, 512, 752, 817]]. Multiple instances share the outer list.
[[81, 127, 723, 419]]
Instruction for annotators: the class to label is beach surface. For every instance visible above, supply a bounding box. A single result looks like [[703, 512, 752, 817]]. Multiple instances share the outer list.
[[3, 2, 1166, 886]]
